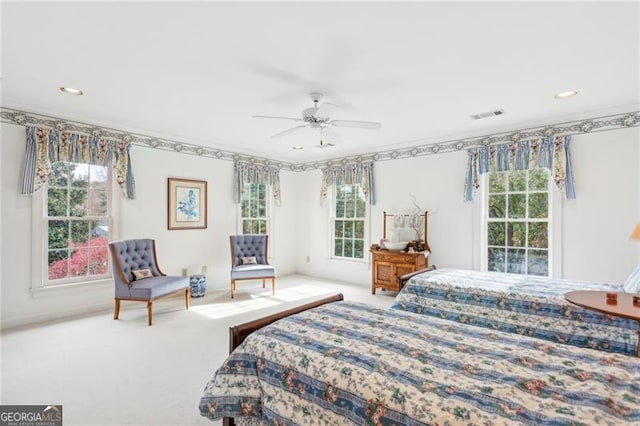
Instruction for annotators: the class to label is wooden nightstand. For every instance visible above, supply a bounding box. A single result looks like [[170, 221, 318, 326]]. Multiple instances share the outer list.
[[565, 290, 640, 357], [370, 249, 428, 294]]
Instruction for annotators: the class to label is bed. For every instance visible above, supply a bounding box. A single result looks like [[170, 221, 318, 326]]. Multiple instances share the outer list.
[[390, 268, 638, 356], [199, 295, 640, 425]]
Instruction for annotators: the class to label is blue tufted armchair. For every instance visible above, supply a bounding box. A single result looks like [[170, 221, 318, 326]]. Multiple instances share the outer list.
[[109, 239, 189, 325], [229, 235, 276, 298]]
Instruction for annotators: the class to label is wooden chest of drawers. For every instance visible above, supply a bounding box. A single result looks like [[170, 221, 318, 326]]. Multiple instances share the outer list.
[[370, 249, 428, 294]]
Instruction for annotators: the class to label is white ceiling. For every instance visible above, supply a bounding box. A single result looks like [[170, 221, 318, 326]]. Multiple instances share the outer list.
[[2, 2, 639, 163]]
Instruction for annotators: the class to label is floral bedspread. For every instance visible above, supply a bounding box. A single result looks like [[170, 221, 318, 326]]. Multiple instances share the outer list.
[[390, 268, 638, 356], [200, 301, 640, 425]]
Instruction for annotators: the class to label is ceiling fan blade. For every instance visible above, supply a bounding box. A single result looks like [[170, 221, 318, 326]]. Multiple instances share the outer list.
[[271, 125, 307, 139], [329, 120, 381, 130], [253, 115, 302, 122], [320, 126, 341, 143], [315, 102, 339, 119]]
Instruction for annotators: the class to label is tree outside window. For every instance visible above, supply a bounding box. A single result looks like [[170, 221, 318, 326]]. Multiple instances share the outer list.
[[333, 184, 366, 260], [486, 168, 550, 276], [241, 183, 268, 234], [46, 162, 111, 283]]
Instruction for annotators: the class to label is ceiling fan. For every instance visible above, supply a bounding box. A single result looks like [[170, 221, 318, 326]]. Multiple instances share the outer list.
[[253, 92, 381, 147]]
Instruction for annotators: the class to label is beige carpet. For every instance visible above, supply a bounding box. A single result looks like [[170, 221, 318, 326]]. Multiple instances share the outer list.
[[0, 275, 396, 425]]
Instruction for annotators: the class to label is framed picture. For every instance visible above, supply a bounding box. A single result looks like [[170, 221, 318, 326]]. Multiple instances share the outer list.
[[167, 178, 207, 230]]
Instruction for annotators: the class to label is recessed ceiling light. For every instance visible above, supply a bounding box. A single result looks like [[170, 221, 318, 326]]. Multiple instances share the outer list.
[[554, 90, 577, 99], [292, 146, 303, 150], [59, 87, 83, 96]]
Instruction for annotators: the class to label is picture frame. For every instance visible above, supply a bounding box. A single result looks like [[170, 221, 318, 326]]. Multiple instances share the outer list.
[[167, 178, 207, 230]]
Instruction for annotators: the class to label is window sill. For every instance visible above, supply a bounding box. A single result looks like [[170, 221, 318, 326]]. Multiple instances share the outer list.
[[30, 278, 112, 298]]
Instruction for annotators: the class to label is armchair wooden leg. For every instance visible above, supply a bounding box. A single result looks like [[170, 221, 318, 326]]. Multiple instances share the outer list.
[[113, 299, 121, 320], [185, 288, 190, 310], [231, 280, 235, 299], [262, 279, 266, 288], [147, 301, 153, 326], [272, 277, 275, 295]]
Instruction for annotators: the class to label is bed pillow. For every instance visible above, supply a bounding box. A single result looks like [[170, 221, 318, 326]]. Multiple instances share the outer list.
[[623, 265, 640, 293], [132, 268, 153, 280], [241, 256, 258, 265]]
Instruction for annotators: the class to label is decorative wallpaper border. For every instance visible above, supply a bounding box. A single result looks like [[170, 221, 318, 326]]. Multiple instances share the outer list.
[[1, 107, 638, 172]]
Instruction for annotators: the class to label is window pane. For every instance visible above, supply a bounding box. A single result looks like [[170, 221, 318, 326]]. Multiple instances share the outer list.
[[508, 170, 526, 192], [528, 249, 549, 276], [89, 190, 108, 216], [488, 195, 506, 218], [528, 193, 548, 219], [90, 220, 108, 240], [354, 220, 364, 239], [71, 220, 90, 247], [336, 199, 345, 218], [89, 165, 108, 190], [258, 200, 266, 218], [528, 222, 548, 248], [70, 189, 88, 217], [356, 199, 366, 218], [344, 240, 354, 257], [242, 220, 252, 234], [70, 248, 89, 277], [71, 164, 89, 187], [258, 220, 267, 234], [335, 220, 344, 238], [48, 250, 69, 280], [241, 200, 250, 217], [507, 222, 525, 247], [508, 194, 525, 218], [506, 248, 526, 274], [48, 188, 68, 216], [49, 162, 70, 187], [334, 239, 344, 257], [89, 247, 109, 275], [250, 198, 258, 217], [48, 220, 69, 249], [258, 184, 266, 200], [345, 199, 355, 218], [488, 248, 505, 272], [487, 222, 505, 246], [489, 173, 506, 193], [344, 221, 354, 238], [354, 240, 364, 259], [528, 168, 548, 191]]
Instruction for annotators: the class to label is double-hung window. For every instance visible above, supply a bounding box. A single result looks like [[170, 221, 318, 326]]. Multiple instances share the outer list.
[[485, 168, 551, 276], [332, 184, 366, 260], [240, 182, 268, 234], [40, 161, 113, 286]]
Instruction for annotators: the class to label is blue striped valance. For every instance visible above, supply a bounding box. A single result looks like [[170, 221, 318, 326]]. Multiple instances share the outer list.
[[21, 127, 135, 199], [234, 161, 281, 205], [464, 136, 575, 201], [320, 162, 375, 205]]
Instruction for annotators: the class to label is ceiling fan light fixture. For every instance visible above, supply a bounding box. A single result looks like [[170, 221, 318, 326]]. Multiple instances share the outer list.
[[292, 146, 304, 150]]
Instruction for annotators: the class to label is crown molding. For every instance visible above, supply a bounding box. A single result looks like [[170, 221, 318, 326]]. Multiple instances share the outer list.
[[2, 107, 638, 172]]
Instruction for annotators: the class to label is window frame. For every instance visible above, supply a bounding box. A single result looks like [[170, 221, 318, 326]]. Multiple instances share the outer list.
[[330, 183, 368, 263], [237, 182, 271, 235], [478, 168, 562, 278], [31, 163, 118, 291]]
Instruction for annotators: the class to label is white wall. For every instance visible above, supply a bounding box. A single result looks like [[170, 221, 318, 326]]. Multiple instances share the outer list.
[[0, 123, 297, 328], [2, 122, 639, 328], [294, 127, 640, 286], [561, 128, 640, 282]]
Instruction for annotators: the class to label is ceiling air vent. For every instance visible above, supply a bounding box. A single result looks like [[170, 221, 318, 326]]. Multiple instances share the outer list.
[[470, 109, 505, 120]]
